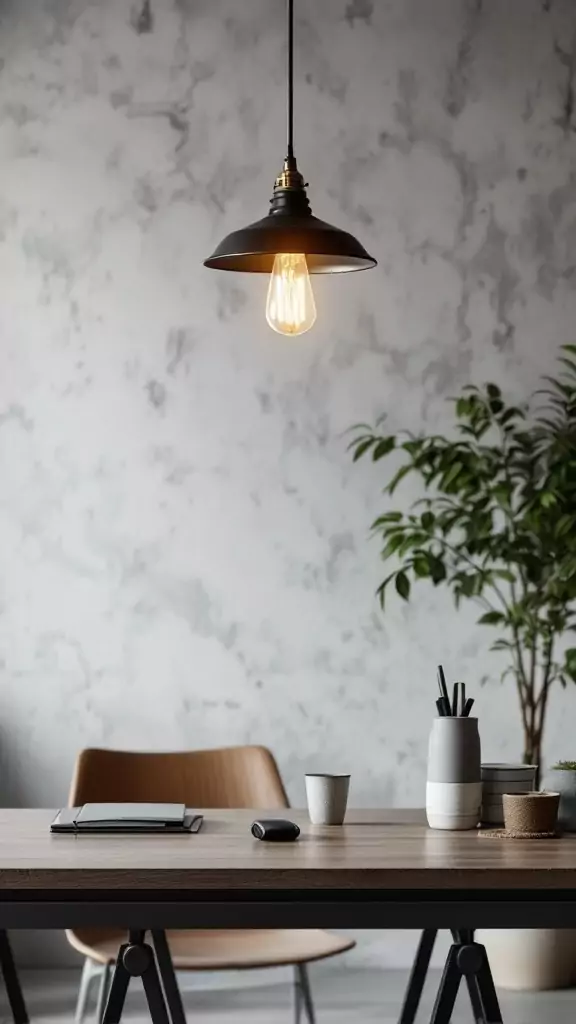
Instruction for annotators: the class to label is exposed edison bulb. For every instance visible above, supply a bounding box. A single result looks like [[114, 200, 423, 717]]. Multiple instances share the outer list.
[[265, 253, 317, 336]]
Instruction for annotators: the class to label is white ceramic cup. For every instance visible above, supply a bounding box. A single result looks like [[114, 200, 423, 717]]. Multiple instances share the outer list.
[[305, 774, 350, 825]]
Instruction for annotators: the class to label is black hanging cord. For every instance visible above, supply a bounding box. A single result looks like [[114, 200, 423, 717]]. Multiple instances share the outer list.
[[287, 0, 294, 157]]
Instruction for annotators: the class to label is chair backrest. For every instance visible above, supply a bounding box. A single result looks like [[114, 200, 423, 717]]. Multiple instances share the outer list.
[[69, 746, 289, 809]]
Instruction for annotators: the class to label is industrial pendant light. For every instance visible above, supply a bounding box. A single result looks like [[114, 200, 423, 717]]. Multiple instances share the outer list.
[[204, 0, 377, 336]]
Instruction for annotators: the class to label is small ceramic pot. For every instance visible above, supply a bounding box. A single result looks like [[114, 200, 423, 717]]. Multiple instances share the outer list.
[[476, 928, 576, 991], [547, 769, 576, 831], [481, 764, 537, 825], [426, 717, 481, 830], [502, 791, 559, 834]]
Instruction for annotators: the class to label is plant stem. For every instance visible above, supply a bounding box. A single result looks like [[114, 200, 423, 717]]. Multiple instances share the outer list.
[[535, 635, 555, 780], [432, 536, 511, 611], [523, 636, 555, 786], [509, 577, 529, 697]]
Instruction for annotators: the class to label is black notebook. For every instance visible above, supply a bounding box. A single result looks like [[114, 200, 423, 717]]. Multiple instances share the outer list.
[[51, 803, 204, 834]]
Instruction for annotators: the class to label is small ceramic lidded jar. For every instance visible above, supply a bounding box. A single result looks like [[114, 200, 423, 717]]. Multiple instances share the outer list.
[[547, 767, 576, 831], [426, 717, 482, 830]]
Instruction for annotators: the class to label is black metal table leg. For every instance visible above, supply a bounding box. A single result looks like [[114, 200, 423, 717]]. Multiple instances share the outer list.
[[452, 929, 484, 1023], [141, 965, 171, 1024], [400, 928, 503, 1024], [428, 936, 503, 1024], [430, 945, 462, 1024], [103, 929, 172, 1024], [475, 944, 503, 1024], [151, 930, 187, 1024], [398, 929, 437, 1024], [103, 943, 131, 1024], [0, 931, 28, 1024], [464, 968, 486, 1022]]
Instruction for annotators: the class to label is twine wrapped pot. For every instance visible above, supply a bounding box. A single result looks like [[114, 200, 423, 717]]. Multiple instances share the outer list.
[[502, 792, 560, 834]]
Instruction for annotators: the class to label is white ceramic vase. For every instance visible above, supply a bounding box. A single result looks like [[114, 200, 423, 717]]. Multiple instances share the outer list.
[[477, 929, 576, 991], [426, 717, 481, 830]]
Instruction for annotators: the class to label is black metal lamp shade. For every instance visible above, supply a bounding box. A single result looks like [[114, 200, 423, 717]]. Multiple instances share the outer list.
[[204, 211, 376, 274], [203, 1, 376, 285]]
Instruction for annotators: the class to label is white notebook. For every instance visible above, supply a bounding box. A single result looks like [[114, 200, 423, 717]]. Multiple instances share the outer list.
[[74, 802, 186, 827]]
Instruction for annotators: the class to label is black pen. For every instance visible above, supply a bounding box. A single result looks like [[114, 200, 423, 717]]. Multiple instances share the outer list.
[[437, 664, 450, 706], [462, 697, 475, 717]]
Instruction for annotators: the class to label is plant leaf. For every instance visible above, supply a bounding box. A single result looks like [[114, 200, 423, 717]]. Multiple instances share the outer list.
[[387, 464, 413, 495], [395, 571, 410, 601], [413, 555, 430, 577], [371, 513, 403, 533], [372, 437, 396, 460], [376, 572, 396, 610], [492, 570, 516, 583], [478, 611, 504, 626], [429, 558, 447, 584], [352, 438, 376, 462], [442, 462, 463, 488]]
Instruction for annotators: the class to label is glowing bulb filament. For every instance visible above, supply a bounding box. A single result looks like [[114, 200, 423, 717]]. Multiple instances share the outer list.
[[265, 253, 317, 336]]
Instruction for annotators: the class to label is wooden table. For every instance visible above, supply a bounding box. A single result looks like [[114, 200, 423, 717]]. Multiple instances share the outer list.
[[0, 808, 574, 1023]]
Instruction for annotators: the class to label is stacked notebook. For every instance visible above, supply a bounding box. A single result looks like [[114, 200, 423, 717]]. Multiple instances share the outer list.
[[50, 803, 203, 834]]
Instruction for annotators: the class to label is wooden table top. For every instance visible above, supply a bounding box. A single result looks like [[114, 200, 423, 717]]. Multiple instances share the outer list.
[[0, 808, 574, 891]]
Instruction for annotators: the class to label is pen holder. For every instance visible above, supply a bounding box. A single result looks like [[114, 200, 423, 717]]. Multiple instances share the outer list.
[[426, 716, 481, 830]]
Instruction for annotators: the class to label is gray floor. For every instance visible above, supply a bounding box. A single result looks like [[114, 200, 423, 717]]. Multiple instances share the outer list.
[[7, 967, 576, 1024]]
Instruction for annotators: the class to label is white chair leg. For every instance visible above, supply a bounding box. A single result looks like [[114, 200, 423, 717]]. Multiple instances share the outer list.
[[95, 962, 112, 1024], [296, 964, 316, 1024], [293, 966, 303, 1024], [74, 958, 103, 1024]]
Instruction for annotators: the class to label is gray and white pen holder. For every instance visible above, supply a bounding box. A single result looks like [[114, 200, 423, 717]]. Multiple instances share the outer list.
[[426, 716, 481, 830]]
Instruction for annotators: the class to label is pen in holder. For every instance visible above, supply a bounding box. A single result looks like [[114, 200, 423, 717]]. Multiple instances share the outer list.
[[426, 715, 481, 830]]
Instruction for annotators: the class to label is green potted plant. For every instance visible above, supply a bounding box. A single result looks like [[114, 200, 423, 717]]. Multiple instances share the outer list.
[[548, 761, 576, 831], [350, 346, 576, 783], [350, 346, 576, 991]]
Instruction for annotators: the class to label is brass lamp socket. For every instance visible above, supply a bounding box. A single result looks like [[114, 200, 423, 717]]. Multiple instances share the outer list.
[[269, 155, 312, 217]]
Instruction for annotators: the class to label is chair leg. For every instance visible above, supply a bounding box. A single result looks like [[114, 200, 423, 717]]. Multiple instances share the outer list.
[[74, 958, 103, 1024], [293, 966, 303, 1024], [295, 964, 315, 1024], [95, 962, 112, 1024], [0, 931, 28, 1024]]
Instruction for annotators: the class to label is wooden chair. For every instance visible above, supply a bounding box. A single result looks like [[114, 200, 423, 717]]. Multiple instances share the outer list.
[[66, 746, 354, 1023]]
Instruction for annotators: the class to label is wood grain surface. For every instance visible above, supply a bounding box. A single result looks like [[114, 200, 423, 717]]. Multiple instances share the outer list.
[[0, 809, 573, 891]]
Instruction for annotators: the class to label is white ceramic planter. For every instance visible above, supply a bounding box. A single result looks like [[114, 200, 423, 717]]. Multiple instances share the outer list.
[[477, 929, 576, 991]]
